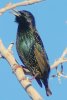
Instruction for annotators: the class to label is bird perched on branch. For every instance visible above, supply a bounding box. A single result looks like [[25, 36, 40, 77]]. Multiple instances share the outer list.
[[12, 9, 52, 96]]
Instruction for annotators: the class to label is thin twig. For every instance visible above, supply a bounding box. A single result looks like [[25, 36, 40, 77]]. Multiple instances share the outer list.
[[0, 0, 45, 15], [50, 48, 67, 70]]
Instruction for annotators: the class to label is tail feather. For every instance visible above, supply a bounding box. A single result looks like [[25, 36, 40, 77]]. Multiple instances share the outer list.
[[42, 78, 52, 96], [46, 87, 52, 96], [35, 77, 42, 87]]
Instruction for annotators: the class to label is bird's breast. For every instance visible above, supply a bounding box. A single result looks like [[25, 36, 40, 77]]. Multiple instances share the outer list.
[[16, 32, 35, 60]]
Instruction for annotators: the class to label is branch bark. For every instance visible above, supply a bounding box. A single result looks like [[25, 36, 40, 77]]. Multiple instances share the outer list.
[[50, 48, 67, 70], [0, 0, 45, 15], [0, 39, 43, 100]]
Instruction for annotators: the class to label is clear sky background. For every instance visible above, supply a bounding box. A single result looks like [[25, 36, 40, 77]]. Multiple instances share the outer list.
[[0, 0, 67, 100]]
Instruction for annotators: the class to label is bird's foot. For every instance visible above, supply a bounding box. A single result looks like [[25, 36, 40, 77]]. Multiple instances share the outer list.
[[30, 76, 35, 82], [12, 65, 21, 73], [19, 77, 27, 82], [21, 65, 32, 75], [30, 73, 39, 82], [12, 65, 27, 73], [12, 65, 31, 82]]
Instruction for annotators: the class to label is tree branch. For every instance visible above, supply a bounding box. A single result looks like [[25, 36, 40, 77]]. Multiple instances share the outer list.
[[0, 0, 45, 15], [0, 39, 43, 100], [50, 48, 67, 70]]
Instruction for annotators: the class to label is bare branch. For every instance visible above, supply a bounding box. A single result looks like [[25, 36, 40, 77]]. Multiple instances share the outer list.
[[0, 0, 45, 15], [61, 48, 67, 58], [50, 48, 67, 70], [0, 39, 43, 100], [8, 42, 14, 51]]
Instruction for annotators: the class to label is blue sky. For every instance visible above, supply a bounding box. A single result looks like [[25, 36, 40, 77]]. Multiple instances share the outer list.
[[0, 0, 67, 100]]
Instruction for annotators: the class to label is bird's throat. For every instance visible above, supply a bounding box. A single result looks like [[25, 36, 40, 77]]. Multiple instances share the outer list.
[[17, 23, 35, 37]]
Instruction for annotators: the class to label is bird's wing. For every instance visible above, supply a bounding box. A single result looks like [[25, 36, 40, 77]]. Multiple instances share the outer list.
[[34, 46, 48, 74], [34, 30, 49, 61], [34, 31, 49, 74]]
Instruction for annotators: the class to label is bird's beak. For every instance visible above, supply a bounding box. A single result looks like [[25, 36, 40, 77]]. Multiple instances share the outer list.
[[11, 9, 21, 16]]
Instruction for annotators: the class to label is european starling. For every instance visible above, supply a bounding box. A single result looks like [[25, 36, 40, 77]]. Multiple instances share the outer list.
[[12, 9, 52, 96]]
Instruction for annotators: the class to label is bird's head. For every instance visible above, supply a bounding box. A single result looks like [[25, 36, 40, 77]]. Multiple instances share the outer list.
[[12, 9, 35, 27]]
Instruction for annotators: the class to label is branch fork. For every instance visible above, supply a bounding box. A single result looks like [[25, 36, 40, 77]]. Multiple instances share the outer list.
[[50, 48, 67, 70], [51, 48, 67, 83]]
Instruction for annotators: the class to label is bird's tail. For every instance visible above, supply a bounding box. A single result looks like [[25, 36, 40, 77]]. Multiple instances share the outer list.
[[42, 78, 52, 96], [45, 86, 52, 96], [36, 77, 52, 96], [35, 77, 42, 87]]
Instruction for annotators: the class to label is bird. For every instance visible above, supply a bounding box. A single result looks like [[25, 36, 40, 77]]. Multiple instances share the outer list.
[[12, 9, 52, 96]]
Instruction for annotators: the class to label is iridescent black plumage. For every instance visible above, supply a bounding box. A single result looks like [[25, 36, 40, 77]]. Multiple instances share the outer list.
[[14, 10, 52, 96]]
